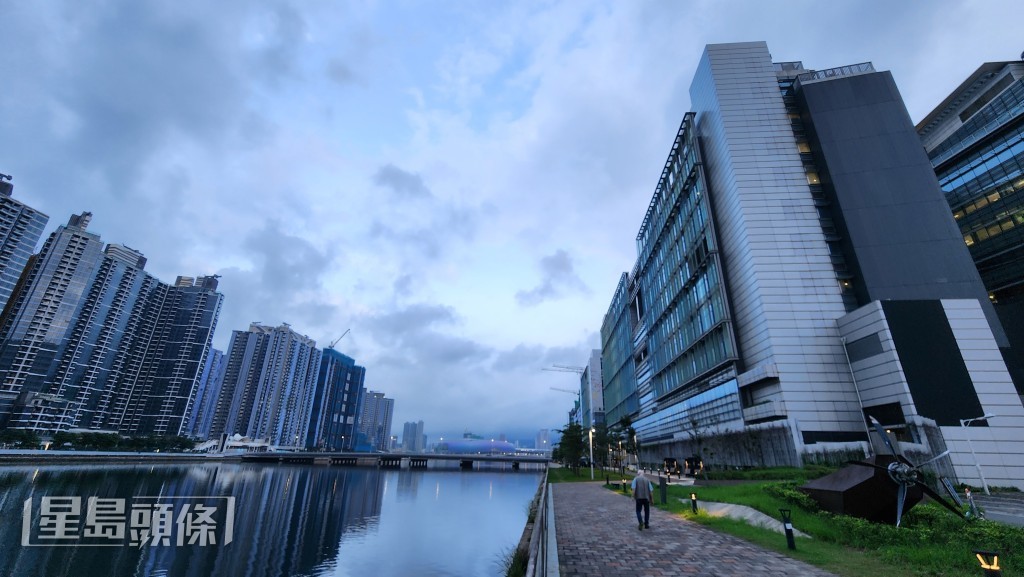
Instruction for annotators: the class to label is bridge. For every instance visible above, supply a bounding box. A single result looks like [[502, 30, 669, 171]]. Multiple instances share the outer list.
[[240, 451, 549, 470]]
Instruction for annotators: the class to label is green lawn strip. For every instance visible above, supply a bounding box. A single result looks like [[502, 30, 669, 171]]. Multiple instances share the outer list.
[[602, 481, 1021, 577]]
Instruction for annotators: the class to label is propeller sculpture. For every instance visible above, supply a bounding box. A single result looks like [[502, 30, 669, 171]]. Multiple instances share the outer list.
[[845, 417, 964, 527], [801, 417, 965, 527]]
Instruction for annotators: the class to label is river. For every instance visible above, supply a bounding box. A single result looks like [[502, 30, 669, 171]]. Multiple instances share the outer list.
[[0, 462, 544, 577]]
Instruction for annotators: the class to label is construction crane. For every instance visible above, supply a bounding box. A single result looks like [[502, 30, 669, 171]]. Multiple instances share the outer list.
[[542, 364, 585, 375], [549, 386, 581, 397], [327, 329, 351, 349]]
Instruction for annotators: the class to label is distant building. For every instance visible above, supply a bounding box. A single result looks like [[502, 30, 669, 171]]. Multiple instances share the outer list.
[[0, 179, 48, 313], [359, 391, 394, 452], [917, 60, 1024, 393], [579, 349, 604, 428], [185, 348, 226, 439], [402, 420, 424, 452], [535, 429, 551, 453], [212, 323, 321, 447], [307, 348, 365, 451], [437, 438, 515, 454]]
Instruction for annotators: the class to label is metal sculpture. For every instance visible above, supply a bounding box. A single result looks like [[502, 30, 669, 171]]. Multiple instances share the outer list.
[[801, 417, 965, 527]]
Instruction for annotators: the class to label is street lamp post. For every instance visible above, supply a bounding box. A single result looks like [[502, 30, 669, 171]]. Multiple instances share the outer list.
[[589, 428, 595, 480], [960, 413, 997, 495]]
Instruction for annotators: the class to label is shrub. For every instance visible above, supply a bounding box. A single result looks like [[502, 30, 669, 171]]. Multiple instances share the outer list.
[[763, 482, 819, 512]]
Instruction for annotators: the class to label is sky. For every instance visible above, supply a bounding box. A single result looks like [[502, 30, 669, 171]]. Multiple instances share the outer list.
[[2, 0, 1022, 445]]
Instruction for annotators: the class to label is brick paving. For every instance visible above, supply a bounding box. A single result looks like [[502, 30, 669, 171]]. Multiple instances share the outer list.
[[553, 482, 837, 577]]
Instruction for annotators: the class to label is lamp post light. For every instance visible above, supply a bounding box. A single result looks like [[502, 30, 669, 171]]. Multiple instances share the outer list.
[[589, 428, 595, 480], [960, 413, 997, 495]]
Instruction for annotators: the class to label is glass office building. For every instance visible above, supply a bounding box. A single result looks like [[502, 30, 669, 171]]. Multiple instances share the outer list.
[[601, 43, 1024, 486], [917, 61, 1024, 393]]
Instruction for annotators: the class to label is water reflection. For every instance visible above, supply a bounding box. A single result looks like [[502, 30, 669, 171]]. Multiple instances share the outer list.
[[0, 464, 541, 577]]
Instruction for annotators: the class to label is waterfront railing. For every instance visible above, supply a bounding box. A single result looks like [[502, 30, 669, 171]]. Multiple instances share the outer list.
[[525, 469, 559, 577]]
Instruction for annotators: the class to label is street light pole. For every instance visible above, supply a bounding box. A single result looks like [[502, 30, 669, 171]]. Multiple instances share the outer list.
[[960, 413, 997, 495], [589, 428, 595, 480]]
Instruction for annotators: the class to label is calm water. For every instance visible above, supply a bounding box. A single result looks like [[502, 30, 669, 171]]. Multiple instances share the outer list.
[[0, 462, 543, 577]]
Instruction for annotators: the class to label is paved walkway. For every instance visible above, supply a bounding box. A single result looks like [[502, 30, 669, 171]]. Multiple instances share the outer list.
[[553, 482, 837, 577]]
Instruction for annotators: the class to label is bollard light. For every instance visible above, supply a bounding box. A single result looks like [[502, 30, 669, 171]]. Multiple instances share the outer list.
[[974, 550, 1002, 577], [690, 493, 698, 514], [779, 509, 796, 550]]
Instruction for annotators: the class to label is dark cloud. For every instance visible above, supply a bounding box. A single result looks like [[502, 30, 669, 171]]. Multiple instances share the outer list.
[[393, 274, 415, 298], [373, 164, 432, 198], [327, 58, 357, 85], [211, 219, 338, 343], [356, 303, 493, 368], [369, 203, 482, 260], [515, 249, 591, 306], [243, 220, 334, 293], [250, 2, 308, 85], [361, 303, 457, 337]]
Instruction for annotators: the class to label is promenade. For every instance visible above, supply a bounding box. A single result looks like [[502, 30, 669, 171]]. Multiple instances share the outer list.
[[553, 482, 837, 577]]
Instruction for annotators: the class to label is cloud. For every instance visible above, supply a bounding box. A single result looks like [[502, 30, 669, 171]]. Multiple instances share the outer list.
[[373, 164, 433, 199], [515, 249, 591, 307], [327, 59, 356, 85], [212, 220, 339, 344]]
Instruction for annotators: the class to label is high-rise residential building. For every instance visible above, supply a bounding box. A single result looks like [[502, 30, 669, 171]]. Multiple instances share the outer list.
[[579, 349, 604, 428], [212, 323, 322, 447], [0, 178, 48, 313], [359, 390, 394, 452], [402, 420, 424, 452], [109, 275, 223, 436], [37, 243, 152, 431], [185, 347, 226, 439], [0, 228, 224, 436], [306, 348, 365, 451], [917, 60, 1024, 393], [0, 213, 104, 426], [601, 42, 1024, 490]]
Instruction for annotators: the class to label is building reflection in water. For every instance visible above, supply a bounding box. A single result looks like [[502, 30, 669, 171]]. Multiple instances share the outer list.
[[0, 464, 385, 577]]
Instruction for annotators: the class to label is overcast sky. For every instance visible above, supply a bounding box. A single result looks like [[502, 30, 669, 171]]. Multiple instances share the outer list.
[[2, 0, 1022, 444]]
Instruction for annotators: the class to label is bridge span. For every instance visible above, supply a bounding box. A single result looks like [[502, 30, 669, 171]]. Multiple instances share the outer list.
[[240, 451, 550, 470]]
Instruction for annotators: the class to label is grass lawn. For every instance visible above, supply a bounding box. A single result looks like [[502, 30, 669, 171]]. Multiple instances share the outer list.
[[593, 471, 1021, 577]]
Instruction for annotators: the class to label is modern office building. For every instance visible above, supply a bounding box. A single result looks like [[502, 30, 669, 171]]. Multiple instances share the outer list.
[[358, 390, 394, 452], [0, 178, 48, 313], [579, 349, 604, 428], [601, 42, 1024, 489], [917, 60, 1024, 393], [212, 323, 322, 447], [306, 347, 365, 451], [402, 420, 425, 452]]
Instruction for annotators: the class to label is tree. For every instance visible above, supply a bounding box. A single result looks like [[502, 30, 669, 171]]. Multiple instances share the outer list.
[[0, 429, 40, 448], [685, 417, 710, 480], [615, 416, 639, 468], [554, 423, 585, 475], [591, 423, 614, 467]]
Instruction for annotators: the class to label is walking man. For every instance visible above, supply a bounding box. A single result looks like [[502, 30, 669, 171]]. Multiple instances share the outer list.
[[631, 470, 654, 530]]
